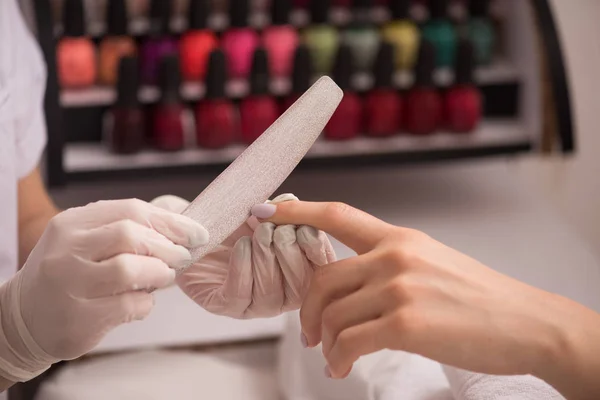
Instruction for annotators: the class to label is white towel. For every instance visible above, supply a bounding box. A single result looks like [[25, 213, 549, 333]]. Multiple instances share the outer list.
[[443, 366, 566, 400]]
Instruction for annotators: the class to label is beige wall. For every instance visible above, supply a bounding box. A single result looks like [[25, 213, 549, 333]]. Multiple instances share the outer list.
[[517, 0, 600, 257]]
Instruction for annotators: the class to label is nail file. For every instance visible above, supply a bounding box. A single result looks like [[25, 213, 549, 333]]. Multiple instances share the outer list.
[[181, 76, 343, 265]]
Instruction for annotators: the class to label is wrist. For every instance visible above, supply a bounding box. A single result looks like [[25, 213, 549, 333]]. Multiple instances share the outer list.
[[532, 294, 600, 399], [0, 275, 55, 383]]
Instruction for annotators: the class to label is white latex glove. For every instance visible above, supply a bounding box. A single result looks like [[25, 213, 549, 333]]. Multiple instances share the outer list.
[[151, 194, 336, 319], [0, 199, 208, 383]]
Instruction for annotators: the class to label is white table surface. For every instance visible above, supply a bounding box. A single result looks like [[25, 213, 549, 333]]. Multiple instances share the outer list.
[[93, 159, 600, 353]]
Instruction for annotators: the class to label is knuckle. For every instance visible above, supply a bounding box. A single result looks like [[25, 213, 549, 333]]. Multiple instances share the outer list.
[[386, 278, 409, 304], [335, 329, 355, 355], [121, 198, 147, 217], [389, 308, 419, 337], [116, 219, 139, 242]]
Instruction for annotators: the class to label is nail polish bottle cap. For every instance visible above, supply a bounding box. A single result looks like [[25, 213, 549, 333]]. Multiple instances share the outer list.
[[230, 0, 250, 28], [470, 0, 490, 18], [205, 49, 228, 99], [373, 41, 395, 89], [249, 48, 271, 96], [390, 0, 411, 20], [271, 0, 292, 26], [429, 0, 448, 19], [63, 0, 86, 37], [116, 56, 140, 107], [158, 56, 182, 104], [106, 0, 128, 36], [149, 0, 171, 35], [332, 44, 355, 91], [414, 39, 435, 86], [352, 0, 373, 25], [455, 40, 475, 85], [189, 0, 210, 30], [291, 44, 313, 94], [310, 0, 331, 25]]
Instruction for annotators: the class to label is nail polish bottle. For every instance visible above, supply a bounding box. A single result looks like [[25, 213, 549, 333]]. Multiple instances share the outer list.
[[195, 50, 239, 148], [467, 0, 495, 65], [365, 41, 402, 137], [325, 44, 363, 140], [343, 0, 380, 72], [406, 40, 442, 135], [444, 40, 481, 133], [153, 56, 186, 151], [240, 48, 279, 144], [105, 56, 145, 153], [421, 0, 456, 68], [282, 44, 313, 112], [381, 0, 420, 70], [222, 0, 260, 79], [179, 0, 219, 81], [140, 0, 178, 84], [303, 0, 340, 74], [98, 0, 137, 86], [57, 0, 97, 88], [263, 0, 299, 78]]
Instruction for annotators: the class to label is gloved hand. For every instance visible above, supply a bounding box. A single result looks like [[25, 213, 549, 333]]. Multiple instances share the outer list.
[[151, 194, 336, 319], [0, 199, 208, 382]]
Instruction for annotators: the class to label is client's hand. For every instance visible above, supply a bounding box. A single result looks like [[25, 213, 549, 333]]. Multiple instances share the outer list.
[[151, 195, 336, 319], [252, 200, 600, 400]]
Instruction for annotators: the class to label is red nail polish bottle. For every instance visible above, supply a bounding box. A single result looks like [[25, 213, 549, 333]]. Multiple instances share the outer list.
[[105, 56, 145, 154], [325, 44, 363, 140], [281, 44, 313, 113], [240, 48, 280, 144], [365, 41, 403, 137], [195, 50, 239, 148], [180, 0, 219, 81], [444, 40, 482, 133], [152, 56, 187, 151], [406, 40, 442, 135], [263, 0, 299, 78]]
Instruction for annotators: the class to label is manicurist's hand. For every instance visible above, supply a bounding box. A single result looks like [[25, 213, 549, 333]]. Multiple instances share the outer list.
[[0, 199, 208, 384], [251, 200, 600, 400], [152, 194, 336, 319]]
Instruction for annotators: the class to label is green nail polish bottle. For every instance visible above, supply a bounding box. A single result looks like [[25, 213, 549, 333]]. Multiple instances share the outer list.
[[303, 0, 339, 74], [421, 0, 456, 68], [343, 0, 380, 72], [467, 0, 495, 65]]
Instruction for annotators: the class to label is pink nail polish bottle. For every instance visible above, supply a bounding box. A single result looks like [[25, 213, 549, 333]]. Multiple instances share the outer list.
[[262, 0, 299, 78], [222, 0, 260, 78]]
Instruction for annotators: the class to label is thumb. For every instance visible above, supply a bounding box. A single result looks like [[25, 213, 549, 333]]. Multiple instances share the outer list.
[[251, 201, 393, 255], [151, 195, 190, 214]]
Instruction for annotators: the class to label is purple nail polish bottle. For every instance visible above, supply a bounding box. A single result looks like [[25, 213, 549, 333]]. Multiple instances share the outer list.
[[140, 0, 178, 84]]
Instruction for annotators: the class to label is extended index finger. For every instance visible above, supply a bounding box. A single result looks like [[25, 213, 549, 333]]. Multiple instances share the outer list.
[[252, 201, 393, 255]]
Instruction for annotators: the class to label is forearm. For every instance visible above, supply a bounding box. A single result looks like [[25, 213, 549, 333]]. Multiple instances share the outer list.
[[535, 294, 600, 400]]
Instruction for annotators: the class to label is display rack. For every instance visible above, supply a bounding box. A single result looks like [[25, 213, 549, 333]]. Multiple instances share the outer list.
[[33, 0, 573, 188]]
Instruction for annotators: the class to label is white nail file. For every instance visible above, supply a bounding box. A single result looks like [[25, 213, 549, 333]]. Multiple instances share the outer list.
[[182, 76, 343, 265]]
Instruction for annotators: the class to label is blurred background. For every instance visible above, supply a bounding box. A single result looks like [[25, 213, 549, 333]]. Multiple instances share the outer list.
[[11, 0, 600, 399]]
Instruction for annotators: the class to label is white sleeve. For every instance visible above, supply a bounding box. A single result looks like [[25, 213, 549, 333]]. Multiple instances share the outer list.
[[11, 1, 48, 179]]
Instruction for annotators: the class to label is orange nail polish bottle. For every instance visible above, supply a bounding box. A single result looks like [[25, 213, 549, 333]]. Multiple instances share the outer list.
[[57, 0, 97, 88], [98, 0, 137, 85]]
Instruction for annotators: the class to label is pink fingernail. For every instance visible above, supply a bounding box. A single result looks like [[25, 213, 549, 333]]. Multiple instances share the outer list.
[[324, 366, 332, 378], [251, 204, 277, 219], [301, 332, 308, 348]]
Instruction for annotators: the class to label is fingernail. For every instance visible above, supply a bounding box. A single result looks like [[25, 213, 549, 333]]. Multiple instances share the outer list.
[[172, 247, 193, 269], [324, 366, 332, 379], [251, 203, 277, 219], [300, 332, 308, 348]]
